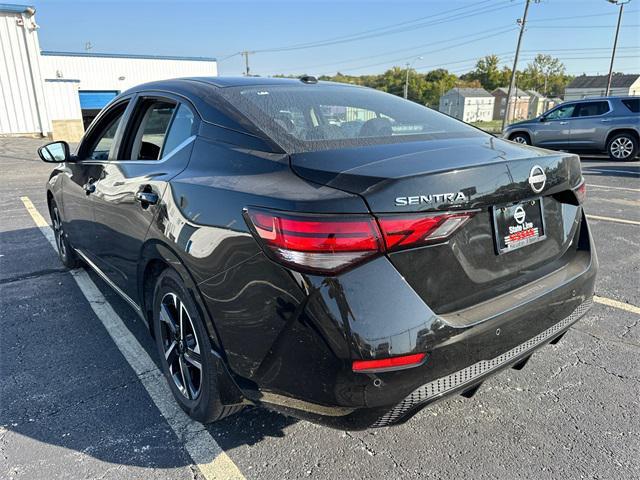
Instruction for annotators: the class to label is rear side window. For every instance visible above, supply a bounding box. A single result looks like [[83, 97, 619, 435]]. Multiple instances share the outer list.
[[219, 84, 482, 153], [572, 101, 609, 117], [622, 98, 640, 113], [163, 104, 195, 154], [131, 101, 176, 160]]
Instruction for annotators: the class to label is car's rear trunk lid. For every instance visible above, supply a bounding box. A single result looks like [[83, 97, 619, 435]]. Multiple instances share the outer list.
[[290, 136, 585, 314]]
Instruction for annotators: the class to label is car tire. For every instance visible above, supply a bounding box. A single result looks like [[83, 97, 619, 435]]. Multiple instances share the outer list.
[[509, 133, 531, 145], [49, 201, 82, 268], [607, 133, 638, 161], [152, 268, 242, 423]]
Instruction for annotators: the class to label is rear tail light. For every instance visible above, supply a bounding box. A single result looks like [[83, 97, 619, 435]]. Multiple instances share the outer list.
[[378, 213, 473, 251], [245, 208, 474, 274], [352, 353, 427, 373], [573, 180, 587, 204]]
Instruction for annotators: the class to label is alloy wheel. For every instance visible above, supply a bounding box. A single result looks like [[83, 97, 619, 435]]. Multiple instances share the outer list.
[[610, 137, 634, 159], [52, 206, 66, 258], [159, 292, 202, 400], [512, 136, 528, 144]]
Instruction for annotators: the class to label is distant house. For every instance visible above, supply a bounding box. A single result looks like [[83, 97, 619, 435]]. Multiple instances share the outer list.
[[564, 74, 640, 100], [492, 87, 530, 121], [545, 97, 562, 112], [526, 90, 548, 118], [438, 88, 495, 123]]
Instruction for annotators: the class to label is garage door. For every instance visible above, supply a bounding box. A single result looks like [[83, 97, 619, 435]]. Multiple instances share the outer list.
[[78, 91, 119, 110]]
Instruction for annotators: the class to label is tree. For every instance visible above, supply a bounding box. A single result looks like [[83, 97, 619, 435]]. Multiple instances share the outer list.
[[519, 54, 572, 96], [463, 55, 511, 91]]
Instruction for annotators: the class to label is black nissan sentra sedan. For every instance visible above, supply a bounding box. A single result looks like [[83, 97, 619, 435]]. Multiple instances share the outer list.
[[38, 77, 597, 429]]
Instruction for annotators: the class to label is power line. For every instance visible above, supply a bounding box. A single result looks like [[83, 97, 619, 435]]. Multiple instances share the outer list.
[[527, 9, 639, 22], [269, 24, 516, 73], [317, 27, 518, 76], [250, 0, 497, 53], [252, 0, 521, 53]]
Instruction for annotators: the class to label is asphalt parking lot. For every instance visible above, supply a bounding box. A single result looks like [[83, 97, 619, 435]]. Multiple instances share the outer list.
[[1, 137, 639, 480]]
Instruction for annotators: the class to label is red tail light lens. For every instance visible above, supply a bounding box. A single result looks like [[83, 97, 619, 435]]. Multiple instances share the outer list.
[[245, 208, 474, 274], [378, 213, 473, 252], [245, 209, 384, 274], [352, 353, 426, 373], [573, 180, 587, 204]]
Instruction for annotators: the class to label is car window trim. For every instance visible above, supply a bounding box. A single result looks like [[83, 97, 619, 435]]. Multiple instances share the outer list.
[[73, 135, 197, 167], [117, 91, 199, 161]]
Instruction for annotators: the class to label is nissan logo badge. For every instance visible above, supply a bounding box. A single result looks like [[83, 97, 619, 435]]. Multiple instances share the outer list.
[[528, 165, 546, 193]]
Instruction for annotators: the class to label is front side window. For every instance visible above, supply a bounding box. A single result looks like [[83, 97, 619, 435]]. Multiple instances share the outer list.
[[219, 84, 482, 153], [572, 101, 609, 117], [84, 102, 128, 160], [545, 104, 575, 120]]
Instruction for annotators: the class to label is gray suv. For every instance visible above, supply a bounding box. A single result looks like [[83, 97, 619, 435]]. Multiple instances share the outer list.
[[503, 96, 639, 161]]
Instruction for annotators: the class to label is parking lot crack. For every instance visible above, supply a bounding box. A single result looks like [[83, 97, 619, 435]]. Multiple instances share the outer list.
[[0, 267, 68, 285]]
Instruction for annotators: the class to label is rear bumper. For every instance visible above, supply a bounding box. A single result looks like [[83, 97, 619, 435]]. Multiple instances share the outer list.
[[373, 298, 592, 427], [249, 212, 597, 429]]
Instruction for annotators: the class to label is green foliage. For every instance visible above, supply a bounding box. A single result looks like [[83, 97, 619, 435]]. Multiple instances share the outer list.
[[517, 54, 574, 97], [461, 55, 511, 91], [276, 54, 573, 105]]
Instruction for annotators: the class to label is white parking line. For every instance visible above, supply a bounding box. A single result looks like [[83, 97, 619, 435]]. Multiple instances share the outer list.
[[587, 184, 640, 193], [584, 168, 639, 176], [19, 197, 245, 480], [594, 296, 640, 316], [586, 214, 640, 226]]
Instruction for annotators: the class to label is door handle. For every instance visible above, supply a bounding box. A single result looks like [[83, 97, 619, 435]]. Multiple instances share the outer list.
[[83, 178, 96, 195], [601, 119, 612, 123], [135, 186, 159, 206], [559, 121, 568, 125]]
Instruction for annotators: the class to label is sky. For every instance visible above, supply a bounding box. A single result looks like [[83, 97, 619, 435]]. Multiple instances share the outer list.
[[34, 0, 640, 78]]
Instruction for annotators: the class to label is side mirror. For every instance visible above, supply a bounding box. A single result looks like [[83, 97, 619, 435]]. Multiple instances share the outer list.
[[38, 141, 72, 163], [539, 116, 547, 123]]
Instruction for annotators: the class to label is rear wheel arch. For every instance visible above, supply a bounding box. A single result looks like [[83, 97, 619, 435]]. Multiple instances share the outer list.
[[138, 240, 224, 352], [605, 128, 639, 147]]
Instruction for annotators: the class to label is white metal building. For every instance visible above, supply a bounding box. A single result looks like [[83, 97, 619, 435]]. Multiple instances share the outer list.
[[0, 4, 49, 137], [439, 88, 495, 123], [0, 4, 218, 141]]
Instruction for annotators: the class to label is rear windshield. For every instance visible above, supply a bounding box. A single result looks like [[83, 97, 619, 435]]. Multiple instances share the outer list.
[[219, 83, 484, 153]]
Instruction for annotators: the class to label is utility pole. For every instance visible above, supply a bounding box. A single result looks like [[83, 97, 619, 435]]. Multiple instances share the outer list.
[[240, 51, 254, 76], [404, 56, 423, 99], [502, 0, 536, 132], [605, 0, 630, 96]]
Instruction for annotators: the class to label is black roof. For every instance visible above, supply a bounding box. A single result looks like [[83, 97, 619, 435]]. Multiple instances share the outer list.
[[118, 77, 361, 149], [567, 74, 639, 89]]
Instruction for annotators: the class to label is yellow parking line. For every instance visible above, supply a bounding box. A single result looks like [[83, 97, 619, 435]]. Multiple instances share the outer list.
[[587, 184, 640, 193], [20, 196, 246, 480], [20, 196, 49, 227], [586, 214, 640, 226], [594, 296, 640, 316]]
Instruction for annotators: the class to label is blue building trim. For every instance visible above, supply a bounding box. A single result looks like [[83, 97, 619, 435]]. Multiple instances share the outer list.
[[0, 3, 34, 13], [41, 50, 217, 62]]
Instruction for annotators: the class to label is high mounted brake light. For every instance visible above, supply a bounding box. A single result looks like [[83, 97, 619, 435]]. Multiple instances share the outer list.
[[244, 208, 475, 274]]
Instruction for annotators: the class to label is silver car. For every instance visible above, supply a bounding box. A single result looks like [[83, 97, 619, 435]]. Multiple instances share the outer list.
[[503, 96, 639, 161]]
